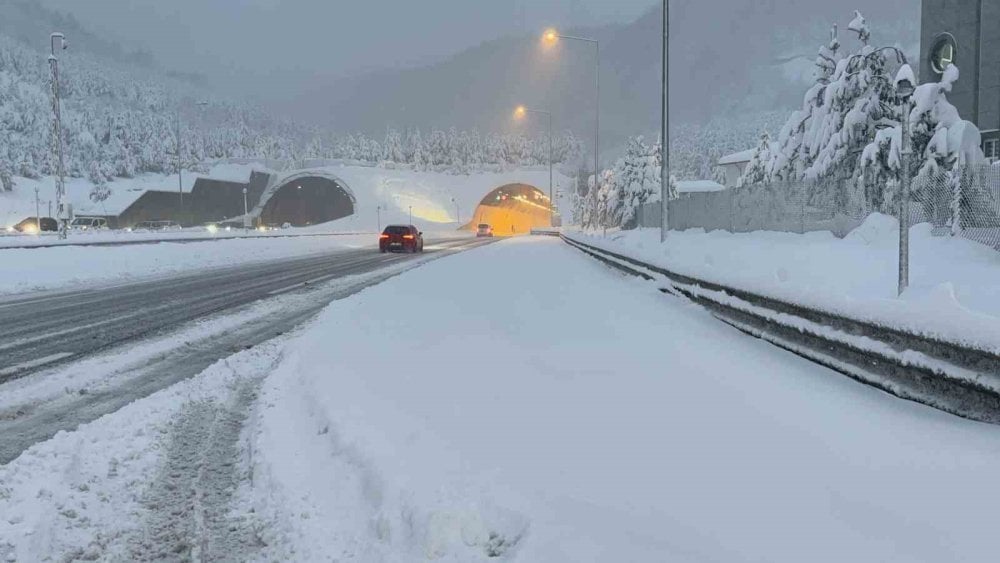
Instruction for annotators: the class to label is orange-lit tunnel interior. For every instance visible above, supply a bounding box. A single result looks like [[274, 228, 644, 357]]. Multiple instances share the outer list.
[[464, 184, 552, 235]]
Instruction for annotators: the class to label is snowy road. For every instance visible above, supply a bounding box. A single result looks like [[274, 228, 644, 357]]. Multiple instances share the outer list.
[[0, 236, 491, 463]]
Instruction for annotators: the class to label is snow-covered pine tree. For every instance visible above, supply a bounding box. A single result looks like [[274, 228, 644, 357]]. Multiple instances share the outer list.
[[741, 131, 775, 185], [771, 24, 841, 181], [87, 161, 111, 203], [382, 129, 405, 164], [802, 10, 896, 187], [908, 64, 985, 235]]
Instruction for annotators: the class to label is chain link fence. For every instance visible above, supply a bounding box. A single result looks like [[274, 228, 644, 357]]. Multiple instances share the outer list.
[[637, 164, 1000, 250]]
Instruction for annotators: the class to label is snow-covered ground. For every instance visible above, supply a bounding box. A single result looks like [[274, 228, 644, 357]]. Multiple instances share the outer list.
[[5, 236, 998, 561], [249, 237, 1000, 561], [570, 215, 1000, 351]]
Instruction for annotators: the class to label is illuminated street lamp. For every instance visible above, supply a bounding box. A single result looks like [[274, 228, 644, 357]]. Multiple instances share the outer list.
[[513, 105, 554, 225], [541, 27, 599, 195]]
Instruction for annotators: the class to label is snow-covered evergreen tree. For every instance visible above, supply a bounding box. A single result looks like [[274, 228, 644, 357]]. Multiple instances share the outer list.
[[741, 131, 775, 185], [771, 24, 841, 180]]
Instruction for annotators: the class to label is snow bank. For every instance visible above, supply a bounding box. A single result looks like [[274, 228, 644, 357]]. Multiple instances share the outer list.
[[0, 342, 282, 562], [249, 237, 1000, 561], [570, 217, 1000, 351]]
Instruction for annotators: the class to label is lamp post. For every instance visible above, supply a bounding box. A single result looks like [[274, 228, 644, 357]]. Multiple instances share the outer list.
[[48, 32, 68, 239], [377, 204, 382, 233], [35, 187, 40, 234], [894, 64, 915, 295], [514, 105, 554, 225], [660, 1, 670, 242], [242, 187, 249, 234], [542, 28, 599, 191], [843, 48, 914, 295], [450, 198, 460, 225], [409, 205, 413, 225]]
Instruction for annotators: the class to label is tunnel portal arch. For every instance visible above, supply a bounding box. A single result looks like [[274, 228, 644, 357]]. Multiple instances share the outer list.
[[468, 183, 552, 234], [257, 171, 357, 227]]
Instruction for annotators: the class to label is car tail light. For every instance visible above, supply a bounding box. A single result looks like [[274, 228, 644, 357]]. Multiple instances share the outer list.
[[379, 234, 389, 239], [403, 234, 414, 239]]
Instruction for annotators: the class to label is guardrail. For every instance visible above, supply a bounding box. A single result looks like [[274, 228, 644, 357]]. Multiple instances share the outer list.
[[561, 233, 1000, 424]]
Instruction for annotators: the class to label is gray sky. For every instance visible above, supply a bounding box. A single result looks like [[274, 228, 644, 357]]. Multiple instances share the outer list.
[[37, 0, 654, 79]]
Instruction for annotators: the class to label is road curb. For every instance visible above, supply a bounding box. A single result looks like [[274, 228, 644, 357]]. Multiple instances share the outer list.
[[562, 233, 1000, 424]]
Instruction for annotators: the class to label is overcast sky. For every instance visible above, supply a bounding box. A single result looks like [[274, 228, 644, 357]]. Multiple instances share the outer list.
[[37, 0, 654, 79]]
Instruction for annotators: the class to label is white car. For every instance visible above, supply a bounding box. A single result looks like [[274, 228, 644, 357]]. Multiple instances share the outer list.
[[70, 217, 109, 231]]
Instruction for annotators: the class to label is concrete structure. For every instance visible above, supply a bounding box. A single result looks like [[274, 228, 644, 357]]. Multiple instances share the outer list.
[[921, 0, 1000, 160], [716, 150, 753, 188]]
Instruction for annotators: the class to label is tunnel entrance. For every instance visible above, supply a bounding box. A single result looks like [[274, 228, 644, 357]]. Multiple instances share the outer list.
[[259, 176, 355, 227], [468, 183, 552, 235]]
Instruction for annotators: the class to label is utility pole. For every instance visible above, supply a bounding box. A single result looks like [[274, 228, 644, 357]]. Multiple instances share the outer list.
[[660, 0, 670, 242], [242, 187, 250, 234], [49, 32, 68, 239]]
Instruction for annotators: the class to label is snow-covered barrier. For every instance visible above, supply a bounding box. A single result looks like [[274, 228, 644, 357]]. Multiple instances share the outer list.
[[562, 233, 1000, 424]]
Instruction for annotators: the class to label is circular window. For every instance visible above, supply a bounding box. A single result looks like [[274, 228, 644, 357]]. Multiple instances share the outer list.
[[930, 34, 957, 75]]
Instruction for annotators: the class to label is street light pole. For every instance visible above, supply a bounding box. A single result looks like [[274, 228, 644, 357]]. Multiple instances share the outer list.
[[660, 0, 670, 242], [514, 106, 554, 225], [899, 96, 912, 295], [377, 205, 382, 233], [543, 30, 599, 193], [409, 205, 413, 225], [35, 187, 40, 234], [242, 187, 249, 234], [48, 32, 68, 239], [451, 198, 460, 225]]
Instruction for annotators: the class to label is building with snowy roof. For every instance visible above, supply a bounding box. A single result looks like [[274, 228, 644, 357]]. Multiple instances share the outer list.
[[716, 150, 754, 188], [921, 0, 1000, 160]]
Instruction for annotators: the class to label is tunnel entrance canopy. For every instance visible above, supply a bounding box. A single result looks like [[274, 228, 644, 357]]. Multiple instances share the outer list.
[[469, 183, 552, 234], [259, 175, 355, 227]]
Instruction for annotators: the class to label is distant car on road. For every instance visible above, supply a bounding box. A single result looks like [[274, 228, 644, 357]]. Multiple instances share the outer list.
[[12, 217, 58, 233], [476, 223, 494, 237], [70, 217, 109, 231], [380, 225, 424, 253]]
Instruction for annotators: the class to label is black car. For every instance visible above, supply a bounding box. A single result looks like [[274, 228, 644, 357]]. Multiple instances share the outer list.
[[13, 217, 58, 233]]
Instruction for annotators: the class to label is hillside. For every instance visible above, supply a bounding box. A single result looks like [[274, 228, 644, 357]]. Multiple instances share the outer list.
[[284, 0, 919, 164]]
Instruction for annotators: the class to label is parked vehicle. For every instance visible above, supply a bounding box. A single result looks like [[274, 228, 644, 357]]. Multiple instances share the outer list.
[[379, 225, 424, 253], [130, 220, 182, 232], [70, 217, 109, 231], [476, 223, 494, 237], [13, 217, 58, 233]]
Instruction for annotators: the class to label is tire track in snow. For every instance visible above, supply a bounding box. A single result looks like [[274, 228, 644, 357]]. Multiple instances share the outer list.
[[127, 354, 277, 562]]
